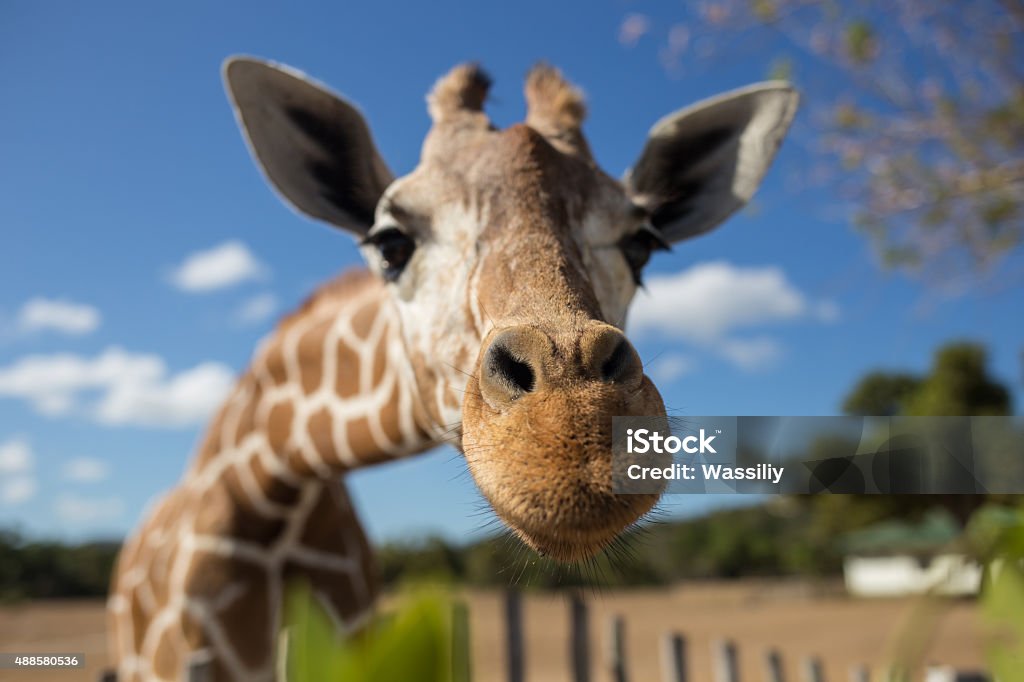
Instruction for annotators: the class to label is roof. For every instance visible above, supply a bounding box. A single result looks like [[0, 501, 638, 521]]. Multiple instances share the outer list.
[[841, 509, 962, 557]]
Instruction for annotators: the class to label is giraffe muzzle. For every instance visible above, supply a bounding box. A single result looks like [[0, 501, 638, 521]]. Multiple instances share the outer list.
[[463, 322, 665, 562]]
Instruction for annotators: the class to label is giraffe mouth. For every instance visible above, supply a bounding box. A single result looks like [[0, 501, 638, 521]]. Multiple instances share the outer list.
[[505, 495, 660, 563], [467, 431, 665, 564]]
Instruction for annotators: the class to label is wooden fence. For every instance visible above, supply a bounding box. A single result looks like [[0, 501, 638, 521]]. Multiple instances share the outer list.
[[495, 590, 995, 682]]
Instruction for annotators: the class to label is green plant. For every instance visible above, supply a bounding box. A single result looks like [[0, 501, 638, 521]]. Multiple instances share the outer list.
[[282, 582, 457, 682], [968, 505, 1024, 680]]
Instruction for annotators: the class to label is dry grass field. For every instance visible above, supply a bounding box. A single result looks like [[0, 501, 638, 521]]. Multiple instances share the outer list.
[[0, 581, 985, 682]]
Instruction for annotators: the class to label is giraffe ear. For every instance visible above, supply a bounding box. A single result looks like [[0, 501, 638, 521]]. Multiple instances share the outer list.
[[624, 82, 798, 244], [223, 56, 394, 236]]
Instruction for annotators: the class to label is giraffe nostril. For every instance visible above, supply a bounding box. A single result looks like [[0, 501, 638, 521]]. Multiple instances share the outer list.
[[600, 339, 632, 382], [487, 344, 536, 395], [584, 327, 643, 387]]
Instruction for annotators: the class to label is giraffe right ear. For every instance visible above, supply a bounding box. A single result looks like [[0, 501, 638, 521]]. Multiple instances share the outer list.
[[223, 57, 394, 236]]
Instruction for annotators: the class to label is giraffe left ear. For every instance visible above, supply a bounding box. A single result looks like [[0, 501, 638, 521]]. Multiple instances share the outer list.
[[223, 56, 394, 236], [624, 82, 799, 244]]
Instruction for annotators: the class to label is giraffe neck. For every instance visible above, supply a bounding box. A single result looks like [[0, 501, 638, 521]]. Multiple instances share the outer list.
[[190, 269, 441, 501], [111, 270, 451, 681]]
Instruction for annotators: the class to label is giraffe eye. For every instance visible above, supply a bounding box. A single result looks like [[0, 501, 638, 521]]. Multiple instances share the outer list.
[[619, 227, 670, 285], [363, 228, 416, 282]]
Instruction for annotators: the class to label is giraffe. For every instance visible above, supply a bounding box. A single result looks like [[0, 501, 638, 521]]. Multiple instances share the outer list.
[[107, 57, 798, 681]]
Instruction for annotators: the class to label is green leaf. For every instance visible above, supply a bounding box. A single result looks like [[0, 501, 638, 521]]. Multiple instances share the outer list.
[[282, 581, 454, 682], [845, 21, 877, 63], [981, 563, 1024, 678], [750, 0, 778, 22]]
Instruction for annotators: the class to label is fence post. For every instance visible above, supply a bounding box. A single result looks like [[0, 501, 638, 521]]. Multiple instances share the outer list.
[[452, 599, 471, 682], [505, 589, 524, 682], [712, 639, 740, 682], [764, 649, 786, 682], [848, 664, 869, 682], [660, 632, 688, 682], [801, 656, 825, 682], [569, 591, 591, 682], [607, 614, 628, 682], [188, 658, 213, 682]]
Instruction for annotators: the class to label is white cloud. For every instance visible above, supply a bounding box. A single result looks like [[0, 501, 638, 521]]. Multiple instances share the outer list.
[[234, 293, 279, 325], [62, 457, 110, 483], [1, 477, 37, 505], [0, 437, 33, 474], [650, 353, 694, 383], [0, 438, 36, 506], [628, 262, 837, 372], [630, 262, 807, 341], [16, 298, 100, 335], [717, 337, 783, 371], [0, 347, 235, 428], [618, 14, 651, 47], [96, 361, 235, 428], [169, 240, 267, 293], [54, 494, 124, 524]]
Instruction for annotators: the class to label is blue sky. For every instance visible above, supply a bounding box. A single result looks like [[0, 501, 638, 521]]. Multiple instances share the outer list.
[[0, 1, 1020, 544]]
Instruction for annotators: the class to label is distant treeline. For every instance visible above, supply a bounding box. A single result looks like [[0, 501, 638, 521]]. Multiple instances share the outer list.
[[0, 530, 120, 601], [0, 495, 966, 600]]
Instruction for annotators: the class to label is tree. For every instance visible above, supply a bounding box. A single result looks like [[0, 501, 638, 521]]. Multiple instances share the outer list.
[[905, 342, 1012, 416], [620, 1, 1024, 287], [839, 341, 1012, 524], [844, 341, 1011, 417], [842, 372, 921, 416]]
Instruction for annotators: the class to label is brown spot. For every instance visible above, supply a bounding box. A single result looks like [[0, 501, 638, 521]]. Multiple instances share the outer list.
[[266, 401, 293, 453], [262, 342, 288, 386], [193, 484, 232, 537], [181, 609, 205, 649], [151, 627, 180, 681], [298, 486, 348, 551], [306, 407, 336, 463], [379, 383, 404, 446], [346, 417, 377, 459], [129, 587, 148, 655], [350, 299, 377, 340], [370, 335, 387, 387], [251, 454, 301, 506], [296, 322, 329, 394], [334, 341, 361, 399]]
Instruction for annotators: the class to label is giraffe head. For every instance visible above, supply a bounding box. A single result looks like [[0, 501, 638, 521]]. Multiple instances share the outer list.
[[225, 59, 797, 562]]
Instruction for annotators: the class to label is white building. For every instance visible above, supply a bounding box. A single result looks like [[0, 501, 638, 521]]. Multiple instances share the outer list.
[[843, 553, 982, 597], [841, 510, 981, 597]]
